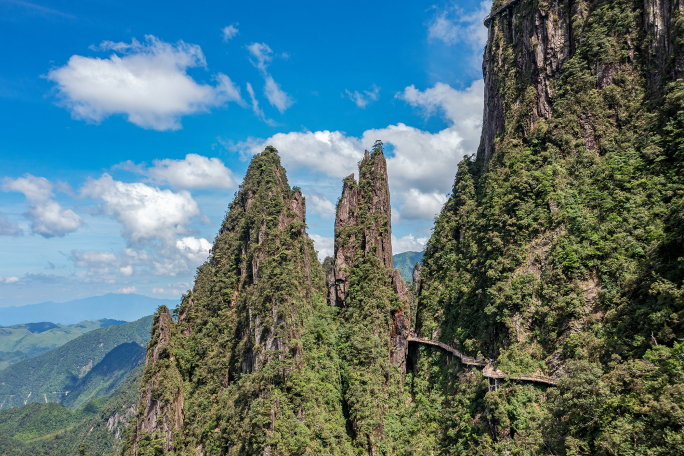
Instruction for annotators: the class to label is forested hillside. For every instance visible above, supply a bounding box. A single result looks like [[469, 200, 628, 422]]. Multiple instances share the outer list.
[[0, 365, 143, 456], [414, 0, 684, 452], [0, 316, 151, 410], [0, 319, 125, 371]]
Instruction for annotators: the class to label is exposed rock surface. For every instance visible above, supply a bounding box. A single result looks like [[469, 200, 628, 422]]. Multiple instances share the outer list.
[[132, 307, 184, 454], [127, 147, 345, 455]]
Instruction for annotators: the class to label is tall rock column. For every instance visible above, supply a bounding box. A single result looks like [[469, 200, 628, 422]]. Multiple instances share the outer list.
[[332, 141, 410, 454]]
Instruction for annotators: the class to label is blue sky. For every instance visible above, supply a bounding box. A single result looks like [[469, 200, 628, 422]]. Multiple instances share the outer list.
[[0, 0, 491, 306]]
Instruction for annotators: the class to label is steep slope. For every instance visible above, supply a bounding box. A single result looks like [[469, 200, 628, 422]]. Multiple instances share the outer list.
[[415, 0, 684, 453], [127, 147, 351, 455], [0, 365, 143, 456], [327, 143, 413, 454], [0, 319, 126, 371], [0, 315, 151, 410]]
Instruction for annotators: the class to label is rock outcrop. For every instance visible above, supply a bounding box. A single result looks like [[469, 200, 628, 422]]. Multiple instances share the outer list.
[[128, 147, 349, 455], [131, 307, 184, 455], [330, 142, 412, 454]]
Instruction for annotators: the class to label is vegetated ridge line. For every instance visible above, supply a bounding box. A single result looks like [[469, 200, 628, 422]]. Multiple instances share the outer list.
[[483, 0, 522, 26], [407, 335, 558, 385]]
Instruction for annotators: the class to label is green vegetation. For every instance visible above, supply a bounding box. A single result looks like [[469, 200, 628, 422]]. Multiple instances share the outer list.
[[0, 365, 143, 456], [392, 251, 423, 283], [413, 0, 684, 453], [0, 319, 126, 371], [0, 316, 151, 410]]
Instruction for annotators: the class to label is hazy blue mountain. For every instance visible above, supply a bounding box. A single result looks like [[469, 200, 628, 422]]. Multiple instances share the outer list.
[[0, 319, 126, 371], [393, 250, 424, 283], [0, 293, 176, 325], [0, 315, 152, 410]]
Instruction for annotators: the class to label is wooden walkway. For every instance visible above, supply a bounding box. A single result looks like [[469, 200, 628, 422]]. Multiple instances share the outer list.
[[483, 0, 522, 27], [407, 336, 558, 386]]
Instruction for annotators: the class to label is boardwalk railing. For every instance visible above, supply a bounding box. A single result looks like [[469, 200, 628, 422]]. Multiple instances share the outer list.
[[407, 336, 558, 386], [483, 0, 522, 26]]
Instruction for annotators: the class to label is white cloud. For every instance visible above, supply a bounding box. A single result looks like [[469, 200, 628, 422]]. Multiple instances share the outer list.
[[175, 236, 212, 264], [263, 74, 294, 113], [0, 276, 20, 284], [246, 42, 294, 113], [309, 234, 334, 261], [395, 189, 448, 221], [80, 173, 202, 245], [427, 1, 491, 71], [392, 234, 428, 254], [0, 213, 23, 236], [306, 192, 336, 219], [116, 286, 137, 294], [120, 265, 133, 276], [345, 84, 380, 108], [247, 42, 273, 71], [222, 24, 239, 41], [117, 154, 236, 189], [245, 82, 277, 125], [397, 80, 484, 139], [2, 174, 83, 237], [47, 35, 244, 131], [428, 1, 491, 49], [235, 80, 482, 216], [231, 78, 483, 224]]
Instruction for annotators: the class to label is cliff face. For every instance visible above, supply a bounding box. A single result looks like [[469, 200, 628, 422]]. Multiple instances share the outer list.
[[330, 143, 411, 455], [416, 0, 684, 453], [133, 307, 184, 454], [128, 147, 350, 455]]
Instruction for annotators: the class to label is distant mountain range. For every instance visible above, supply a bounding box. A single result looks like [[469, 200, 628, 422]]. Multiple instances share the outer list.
[[0, 319, 126, 371], [0, 293, 177, 326], [393, 250, 424, 283], [0, 315, 152, 410]]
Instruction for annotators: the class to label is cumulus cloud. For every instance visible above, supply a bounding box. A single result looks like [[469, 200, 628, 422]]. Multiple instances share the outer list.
[[246, 42, 294, 113], [0, 213, 23, 236], [397, 80, 484, 138], [153, 287, 184, 295], [76, 175, 212, 278], [230, 79, 483, 223], [70, 248, 150, 277], [81, 174, 202, 245], [2, 174, 83, 237], [175, 236, 212, 264], [116, 154, 236, 189], [0, 276, 20, 284], [309, 234, 334, 261], [47, 35, 244, 131], [395, 188, 448, 221], [305, 191, 336, 219], [222, 24, 239, 41], [392, 234, 428, 254], [345, 84, 380, 108]]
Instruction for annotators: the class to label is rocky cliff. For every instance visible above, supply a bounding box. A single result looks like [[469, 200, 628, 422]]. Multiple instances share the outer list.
[[127, 147, 350, 455], [330, 142, 411, 455], [416, 0, 684, 452]]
